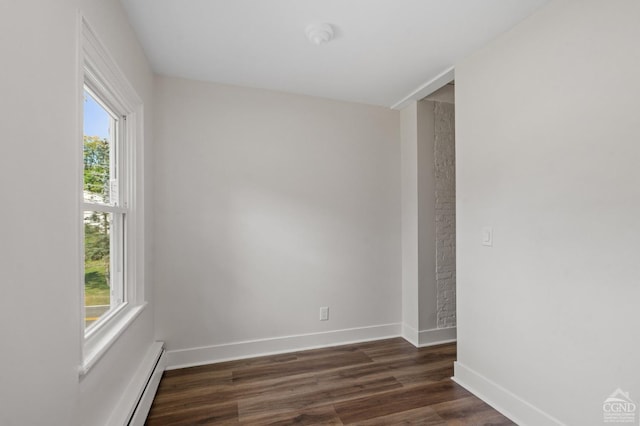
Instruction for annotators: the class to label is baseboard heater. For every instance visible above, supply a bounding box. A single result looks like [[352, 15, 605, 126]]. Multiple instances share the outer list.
[[108, 341, 167, 426]]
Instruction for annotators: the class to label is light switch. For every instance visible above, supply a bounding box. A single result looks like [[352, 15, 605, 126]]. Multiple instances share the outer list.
[[482, 226, 493, 247]]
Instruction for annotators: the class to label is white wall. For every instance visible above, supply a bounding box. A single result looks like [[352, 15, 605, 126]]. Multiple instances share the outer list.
[[455, 1, 640, 424], [153, 76, 401, 362], [0, 1, 155, 425]]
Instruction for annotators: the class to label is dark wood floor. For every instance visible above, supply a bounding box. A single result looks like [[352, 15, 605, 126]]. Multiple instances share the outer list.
[[146, 338, 515, 425]]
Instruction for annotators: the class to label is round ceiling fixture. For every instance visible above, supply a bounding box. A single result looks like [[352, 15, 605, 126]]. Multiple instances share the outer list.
[[306, 23, 334, 46]]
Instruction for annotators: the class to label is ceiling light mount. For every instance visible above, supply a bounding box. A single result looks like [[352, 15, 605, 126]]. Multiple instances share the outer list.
[[306, 23, 334, 46]]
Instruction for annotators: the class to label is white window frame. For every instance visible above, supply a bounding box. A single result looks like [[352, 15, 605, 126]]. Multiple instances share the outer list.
[[78, 16, 146, 376], [82, 83, 126, 329]]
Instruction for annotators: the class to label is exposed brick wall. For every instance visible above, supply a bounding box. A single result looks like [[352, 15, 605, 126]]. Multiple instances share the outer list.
[[434, 102, 456, 328]]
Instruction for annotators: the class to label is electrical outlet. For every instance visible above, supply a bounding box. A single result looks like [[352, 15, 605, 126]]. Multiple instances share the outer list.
[[320, 306, 329, 321]]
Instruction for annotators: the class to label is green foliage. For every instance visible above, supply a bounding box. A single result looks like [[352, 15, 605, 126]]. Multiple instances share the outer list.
[[84, 135, 110, 200], [84, 135, 111, 302], [85, 289, 110, 308], [84, 215, 110, 261], [85, 259, 110, 291], [85, 258, 110, 307]]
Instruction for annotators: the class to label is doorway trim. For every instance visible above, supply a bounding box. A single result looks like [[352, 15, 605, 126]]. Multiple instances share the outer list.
[[391, 66, 455, 110]]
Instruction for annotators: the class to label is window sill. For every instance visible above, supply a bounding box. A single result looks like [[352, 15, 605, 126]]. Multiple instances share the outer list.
[[79, 302, 147, 377]]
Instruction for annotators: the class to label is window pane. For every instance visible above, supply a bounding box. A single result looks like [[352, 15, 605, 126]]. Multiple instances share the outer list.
[[83, 89, 118, 205], [84, 210, 124, 330], [84, 211, 112, 328]]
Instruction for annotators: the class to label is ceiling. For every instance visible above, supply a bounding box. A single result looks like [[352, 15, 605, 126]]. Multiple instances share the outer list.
[[121, 0, 551, 107]]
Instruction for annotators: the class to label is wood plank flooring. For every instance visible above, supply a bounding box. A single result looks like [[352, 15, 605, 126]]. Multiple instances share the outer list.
[[146, 338, 515, 425]]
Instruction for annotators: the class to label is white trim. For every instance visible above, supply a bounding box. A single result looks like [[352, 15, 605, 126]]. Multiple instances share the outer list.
[[402, 324, 457, 348], [453, 362, 565, 426], [78, 15, 146, 375], [81, 18, 142, 113], [76, 10, 86, 368], [166, 323, 402, 370], [417, 326, 457, 347], [402, 323, 419, 346], [124, 103, 145, 304], [85, 302, 128, 341], [81, 202, 128, 215], [107, 342, 166, 426], [79, 304, 146, 376], [390, 66, 455, 110]]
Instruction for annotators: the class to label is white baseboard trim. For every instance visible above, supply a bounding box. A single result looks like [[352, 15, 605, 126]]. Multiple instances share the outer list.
[[402, 323, 419, 346], [453, 362, 564, 426], [418, 327, 456, 347], [166, 323, 402, 370], [402, 324, 456, 348], [107, 341, 166, 426]]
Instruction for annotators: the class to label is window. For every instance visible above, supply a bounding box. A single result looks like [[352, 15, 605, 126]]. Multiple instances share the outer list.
[[83, 85, 125, 330], [79, 18, 145, 375]]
